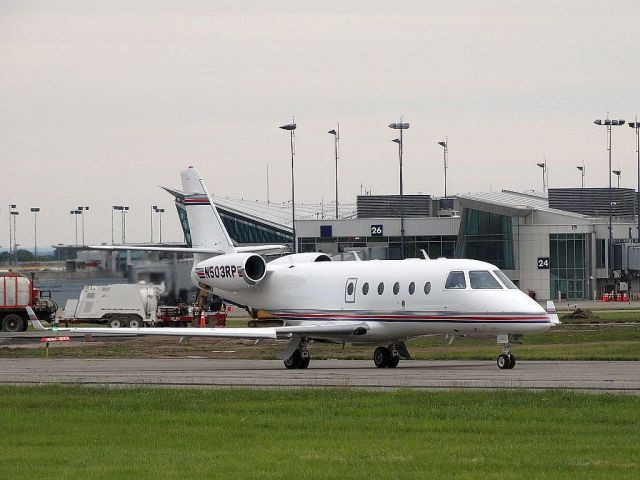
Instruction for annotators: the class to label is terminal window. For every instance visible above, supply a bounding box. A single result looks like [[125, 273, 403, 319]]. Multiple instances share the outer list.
[[550, 233, 588, 300], [456, 209, 514, 270]]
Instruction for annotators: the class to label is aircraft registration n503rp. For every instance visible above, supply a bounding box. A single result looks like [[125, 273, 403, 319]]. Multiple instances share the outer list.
[[32, 167, 560, 370]]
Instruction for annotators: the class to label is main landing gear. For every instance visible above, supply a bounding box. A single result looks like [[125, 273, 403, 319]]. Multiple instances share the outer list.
[[284, 344, 310, 369], [373, 342, 411, 368], [373, 346, 400, 368]]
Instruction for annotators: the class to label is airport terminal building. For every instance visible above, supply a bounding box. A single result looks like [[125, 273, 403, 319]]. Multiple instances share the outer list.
[[296, 189, 640, 301], [52, 188, 640, 302]]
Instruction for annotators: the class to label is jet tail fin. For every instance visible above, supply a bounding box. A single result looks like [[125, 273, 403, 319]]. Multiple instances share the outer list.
[[169, 167, 237, 258]]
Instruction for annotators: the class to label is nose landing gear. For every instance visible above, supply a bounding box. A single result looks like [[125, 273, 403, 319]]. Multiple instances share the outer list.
[[496, 334, 520, 369], [497, 352, 516, 369]]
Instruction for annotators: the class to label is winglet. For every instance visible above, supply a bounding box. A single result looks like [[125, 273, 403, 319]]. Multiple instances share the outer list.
[[546, 301, 561, 325], [420, 249, 430, 260], [26, 307, 48, 331]]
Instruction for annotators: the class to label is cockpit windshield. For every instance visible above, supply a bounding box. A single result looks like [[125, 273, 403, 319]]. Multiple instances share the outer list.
[[445, 271, 467, 289], [469, 271, 503, 289], [493, 270, 518, 289]]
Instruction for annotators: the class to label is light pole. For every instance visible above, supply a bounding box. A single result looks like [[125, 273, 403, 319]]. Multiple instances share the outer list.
[[328, 125, 340, 219], [77, 206, 89, 245], [112, 206, 119, 244], [10, 210, 19, 266], [577, 164, 585, 189], [536, 162, 547, 192], [70, 210, 81, 245], [151, 205, 157, 243], [122, 206, 129, 244], [30, 207, 40, 267], [629, 118, 640, 240], [153, 206, 165, 243], [594, 117, 625, 278], [8, 204, 16, 265], [279, 121, 297, 253], [613, 169, 622, 188], [438, 139, 448, 197], [389, 119, 410, 260]]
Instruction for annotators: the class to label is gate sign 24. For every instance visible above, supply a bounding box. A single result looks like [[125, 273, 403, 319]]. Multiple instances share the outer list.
[[371, 224, 383, 237], [537, 257, 550, 269]]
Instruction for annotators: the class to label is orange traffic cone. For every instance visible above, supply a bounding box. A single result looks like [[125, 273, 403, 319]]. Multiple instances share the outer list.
[[199, 310, 206, 328]]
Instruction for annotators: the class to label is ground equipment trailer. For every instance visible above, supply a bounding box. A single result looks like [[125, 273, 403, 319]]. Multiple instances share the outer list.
[[0, 272, 57, 332], [61, 283, 226, 328], [61, 284, 161, 328]]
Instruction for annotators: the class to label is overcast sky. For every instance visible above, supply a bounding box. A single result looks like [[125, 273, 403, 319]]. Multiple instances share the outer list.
[[2, 0, 640, 248]]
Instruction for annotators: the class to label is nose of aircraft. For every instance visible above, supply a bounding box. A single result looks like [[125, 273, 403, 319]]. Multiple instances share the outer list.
[[516, 290, 547, 314]]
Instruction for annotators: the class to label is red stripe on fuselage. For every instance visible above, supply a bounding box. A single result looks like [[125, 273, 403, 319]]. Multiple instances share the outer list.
[[273, 312, 549, 322]]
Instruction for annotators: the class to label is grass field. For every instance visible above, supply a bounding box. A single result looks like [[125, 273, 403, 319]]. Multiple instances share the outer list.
[[1, 386, 638, 480], [3, 323, 640, 361]]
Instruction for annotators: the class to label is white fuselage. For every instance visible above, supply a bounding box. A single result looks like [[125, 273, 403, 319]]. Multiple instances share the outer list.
[[193, 257, 551, 343]]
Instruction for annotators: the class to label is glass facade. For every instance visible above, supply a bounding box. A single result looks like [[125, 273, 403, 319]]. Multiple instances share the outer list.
[[175, 204, 292, 247], [220, 213, 292, 245], [550, 233, 588, 299], [456, 209, 514, 269], [298, 235, 457, 259]]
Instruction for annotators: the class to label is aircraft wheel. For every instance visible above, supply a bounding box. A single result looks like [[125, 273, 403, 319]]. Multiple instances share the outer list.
[[507, 354, 516, 369], [497, 353, 512, 370], [388, 355, 400, 368], [298, 353, 310, 369], [374, 347, 390, 368], [284, 350, 302, 369]]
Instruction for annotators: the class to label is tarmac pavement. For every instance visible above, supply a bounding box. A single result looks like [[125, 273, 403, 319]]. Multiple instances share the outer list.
[[0, 358, 638, 393]]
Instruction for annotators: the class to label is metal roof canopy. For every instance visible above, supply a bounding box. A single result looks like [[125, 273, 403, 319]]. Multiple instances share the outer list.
[[457, 190, 590, 219]]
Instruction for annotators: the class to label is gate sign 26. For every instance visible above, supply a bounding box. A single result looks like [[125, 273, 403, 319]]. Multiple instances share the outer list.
[[537, 257, 550, 269], [371, 224, 383, 237]]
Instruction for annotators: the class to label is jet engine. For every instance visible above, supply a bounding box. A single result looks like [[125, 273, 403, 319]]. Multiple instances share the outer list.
[[193, 253, 267, 292], [269, 252, 332, 265]]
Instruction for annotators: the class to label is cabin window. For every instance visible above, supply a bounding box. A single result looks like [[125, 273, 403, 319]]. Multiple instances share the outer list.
[[469, 270, 502, 289], [493, 270, 518, 289], [362, 282, 369, 295], [393, 282, 400, 295], [347, 282, 355, 295], [445, 271, 466, 289], [377, 282, 384, 295], [409, 282, 415, 295], [424, 282, 431, 295]]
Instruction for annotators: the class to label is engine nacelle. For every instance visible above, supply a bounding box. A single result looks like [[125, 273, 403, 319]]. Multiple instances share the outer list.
[[193, 253, 267, 292], [269, 252, 332, 265]]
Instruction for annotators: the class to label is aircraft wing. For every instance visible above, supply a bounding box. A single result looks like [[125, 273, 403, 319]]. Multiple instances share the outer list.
[[88, 244, 289, 255], [89, 245, 225, 254], [236, 245, 290, 254], [30, 316, 369, 340]]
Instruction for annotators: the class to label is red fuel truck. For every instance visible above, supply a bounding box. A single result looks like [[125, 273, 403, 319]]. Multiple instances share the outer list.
[[0, 272, 57, 332]]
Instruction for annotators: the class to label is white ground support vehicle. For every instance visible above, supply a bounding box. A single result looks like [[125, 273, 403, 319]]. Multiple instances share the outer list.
[[61, 283, 163, 328]]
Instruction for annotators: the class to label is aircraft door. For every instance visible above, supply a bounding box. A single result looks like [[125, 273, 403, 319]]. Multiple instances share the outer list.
[[345, 278, 358, 303]]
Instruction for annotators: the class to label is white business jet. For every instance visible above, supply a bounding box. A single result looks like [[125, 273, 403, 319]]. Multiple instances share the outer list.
[[32, 167, 559, 370]]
